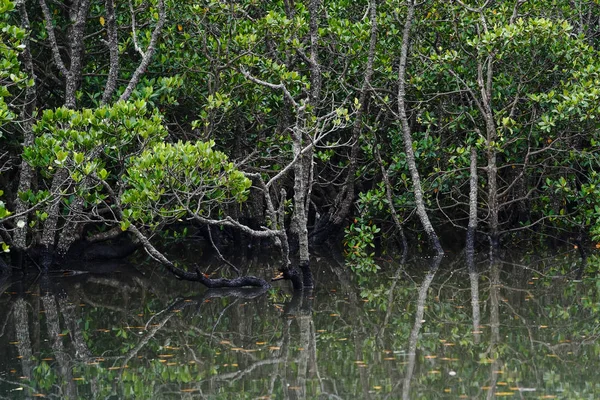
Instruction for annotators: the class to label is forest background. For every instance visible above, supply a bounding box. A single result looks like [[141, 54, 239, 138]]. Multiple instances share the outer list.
[[1, 0, 600, 288]]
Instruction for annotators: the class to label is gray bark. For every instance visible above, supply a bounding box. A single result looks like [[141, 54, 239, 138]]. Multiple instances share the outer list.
[[466, 146, 478, 254], [477, 56, 500, 249], [38, 0, 91, 259], [397, 0, 443, 255], [12, 0, 37, 250], [40, 168, 69, 262], [40, 0, 91, 108], [291, 0, 321, 268], [64, 0, 92, 109], [101, 0, 119, 104], [14, 298, 33, 379], [119, 0, 166, 101]]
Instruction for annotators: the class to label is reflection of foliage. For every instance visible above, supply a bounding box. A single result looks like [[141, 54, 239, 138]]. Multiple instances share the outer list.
[[3, 252, 600, 398]]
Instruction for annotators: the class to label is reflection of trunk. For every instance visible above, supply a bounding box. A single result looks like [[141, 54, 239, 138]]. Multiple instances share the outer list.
[[285, 292, 314, 400], [402, 255, 441, 400], [398, 1, 443, 255], [380, 261, 406, 344], [41, 286, 77, 398], [14, 298, 33, 380], [467, 254, 481, 345], [58, 296, 92, 360], [486, 261, 501, 399]]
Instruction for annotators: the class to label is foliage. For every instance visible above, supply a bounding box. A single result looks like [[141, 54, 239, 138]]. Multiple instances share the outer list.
[[121, 140, 252, 229], [0, 0, 28, 127]]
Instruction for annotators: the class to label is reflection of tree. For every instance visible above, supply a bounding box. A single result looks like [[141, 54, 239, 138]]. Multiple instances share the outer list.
[[468, 254, 481, 345], [400, 255, 442, 400], [486, 261, 501, 400], [40, 276, 77, 398], [14, 286, 33, 382], [3, 253, 600, 398]]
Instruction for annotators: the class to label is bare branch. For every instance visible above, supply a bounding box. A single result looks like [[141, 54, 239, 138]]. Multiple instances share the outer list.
[[38, 0, 68, 77], [240, 69, 299, 108], [120, 0, 166, 101]]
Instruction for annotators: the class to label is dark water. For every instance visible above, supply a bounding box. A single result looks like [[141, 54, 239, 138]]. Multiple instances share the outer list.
[[0, 249, 599, 399]]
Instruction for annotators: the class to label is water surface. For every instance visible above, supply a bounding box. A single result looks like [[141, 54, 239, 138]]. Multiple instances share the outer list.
[[0, 249, 598, 399]]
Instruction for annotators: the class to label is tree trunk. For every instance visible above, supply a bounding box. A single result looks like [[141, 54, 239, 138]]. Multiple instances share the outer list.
[[477, 56, 500, 250], [40, 169, 69, 269], [101, 0, 119, 104], [398, 0, 443, 255], [64, 0, 92, 109], [12, 1, 37, 251], [466, 146, 478, 254], [310, 0, 378, 245], [375, 146, 408, 256]]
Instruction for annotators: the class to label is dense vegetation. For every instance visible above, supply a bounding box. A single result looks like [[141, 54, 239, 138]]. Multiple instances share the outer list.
[[1, 0, 600, 285]]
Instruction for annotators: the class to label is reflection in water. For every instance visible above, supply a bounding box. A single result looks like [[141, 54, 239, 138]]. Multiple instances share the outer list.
[[0, 252, 599, 398], [468, 254, 481, 345], [401, 255, 441, 400]]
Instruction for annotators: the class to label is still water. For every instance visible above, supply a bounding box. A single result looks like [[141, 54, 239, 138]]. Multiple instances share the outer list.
[[0, 249, 598, 399]]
